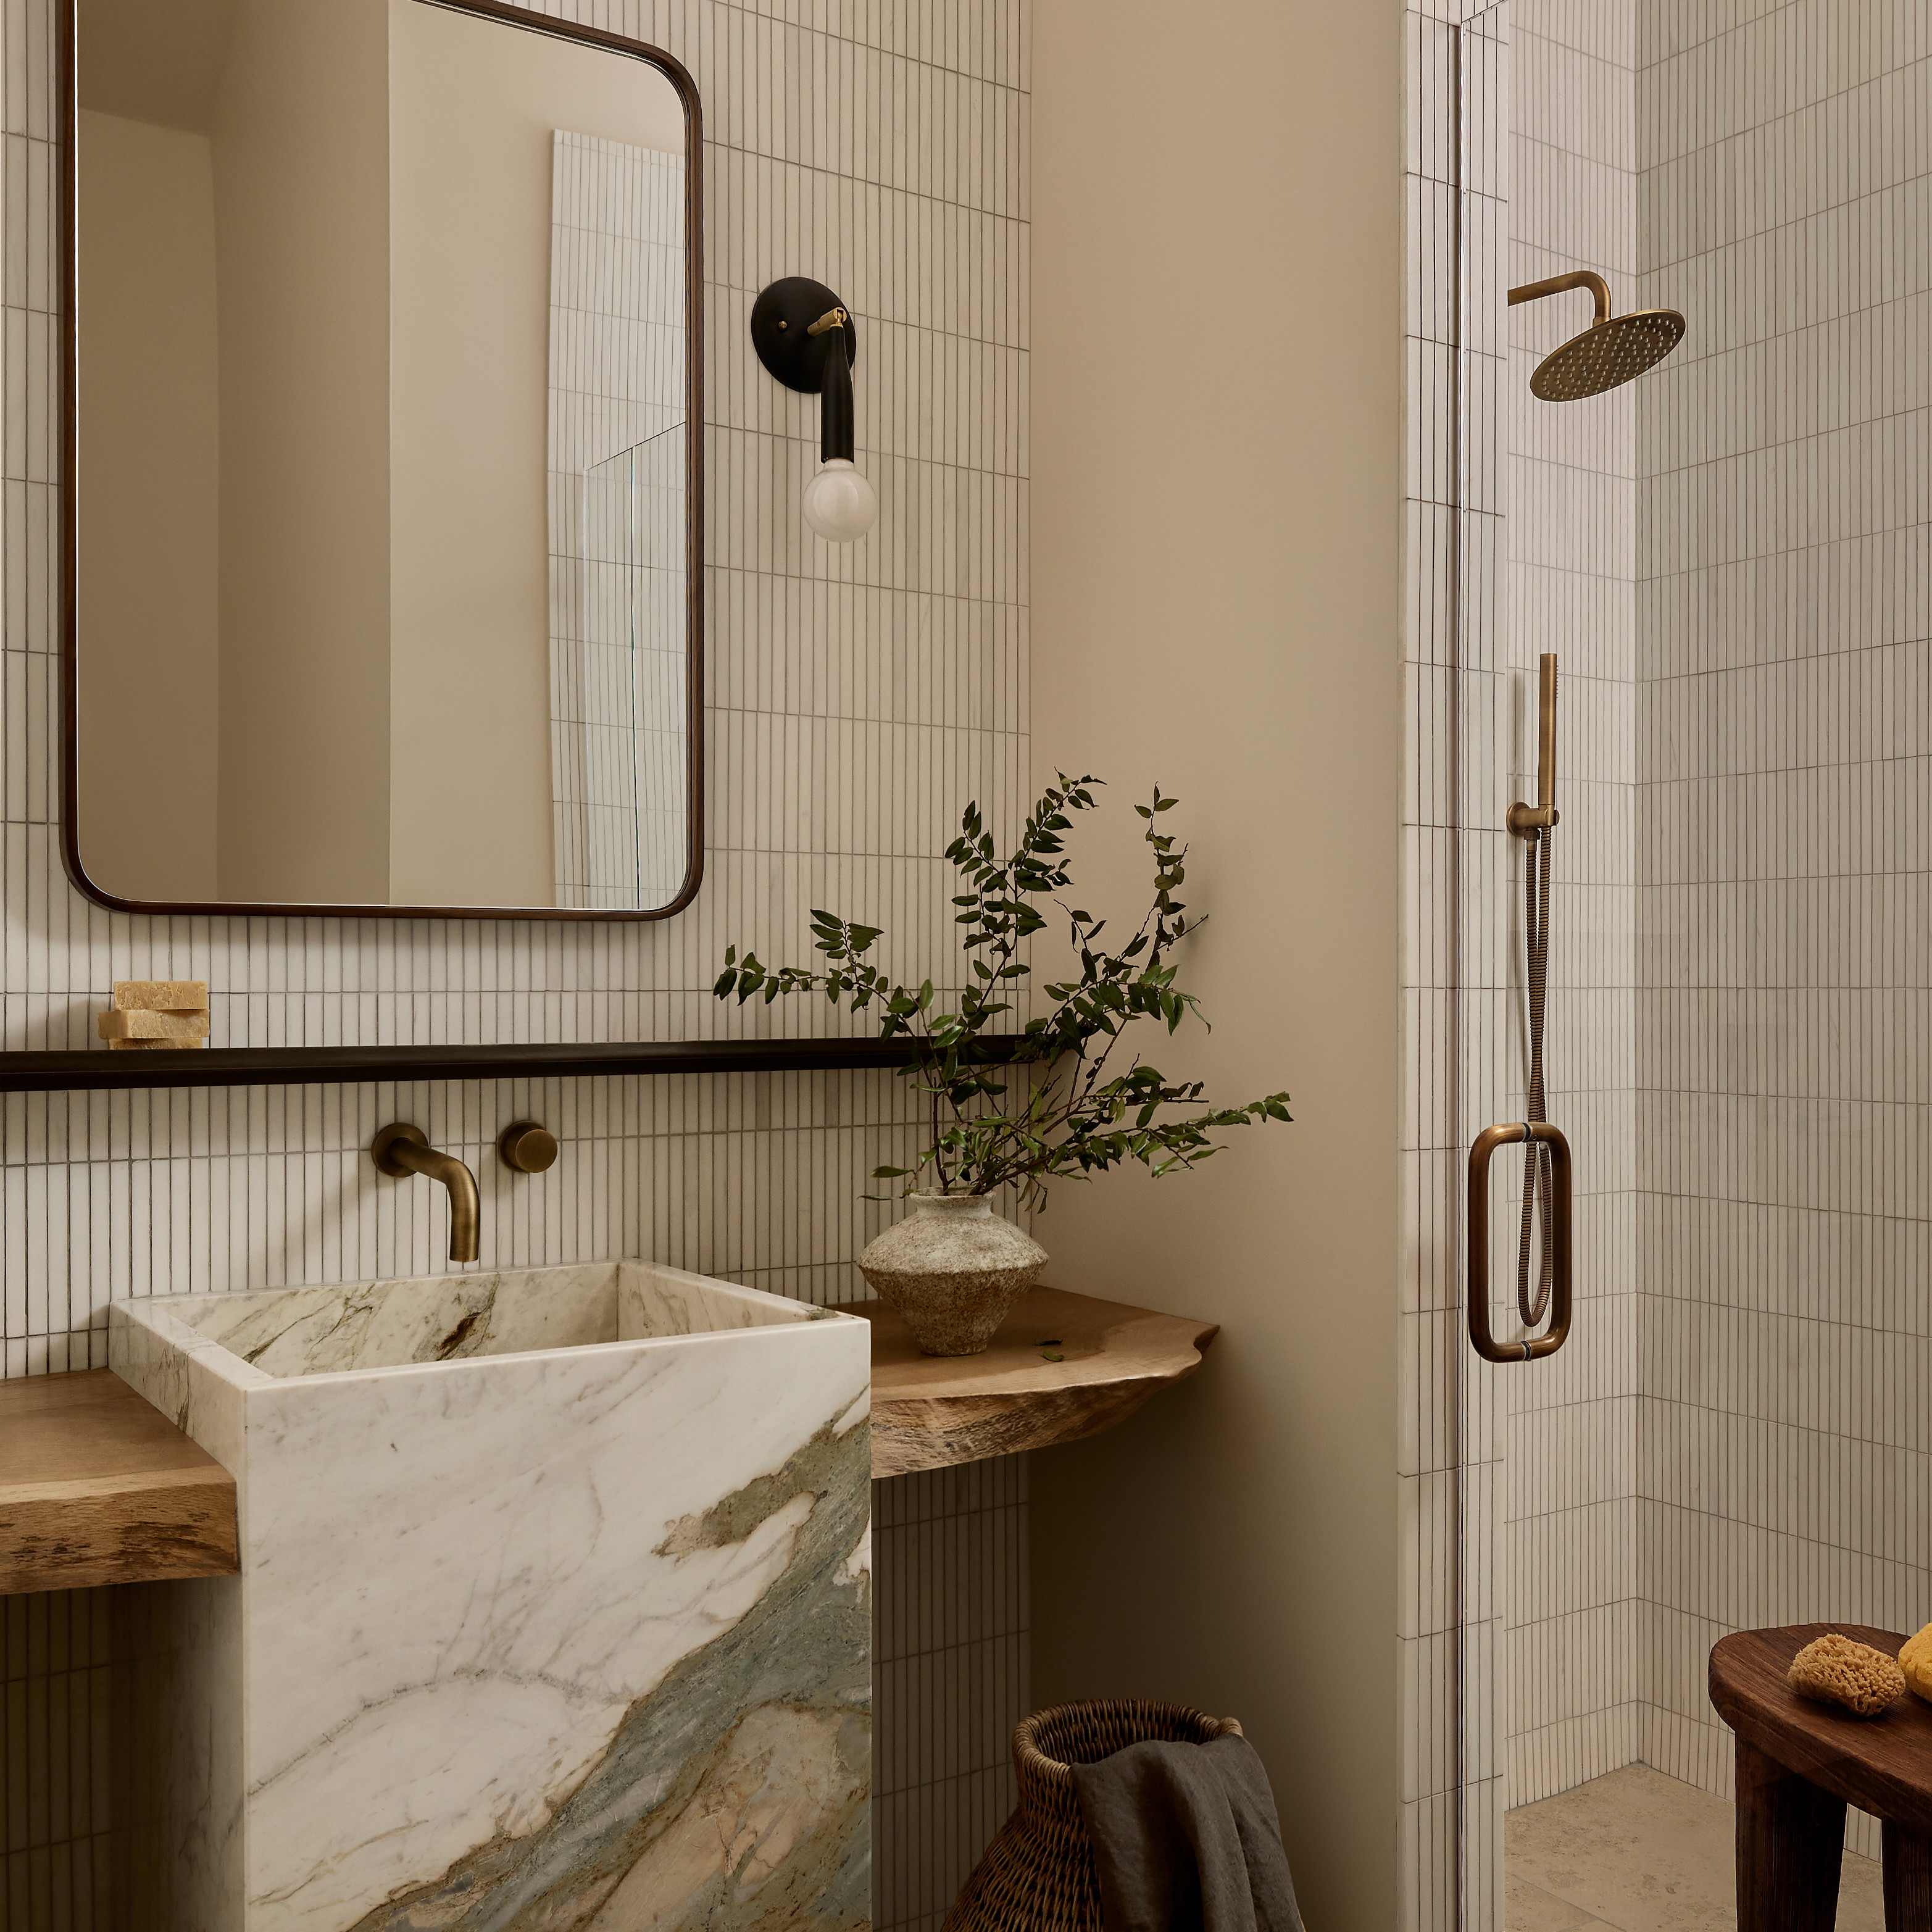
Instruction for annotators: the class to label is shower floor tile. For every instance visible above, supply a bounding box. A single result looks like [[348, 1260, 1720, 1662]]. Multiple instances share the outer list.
[[1505, 1763, 1883, 1932]]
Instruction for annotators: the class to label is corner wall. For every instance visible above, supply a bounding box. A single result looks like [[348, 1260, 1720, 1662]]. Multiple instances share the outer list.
[[1635, 0, 1932, 1862], [1028, 6, 1405, 1931], [1502, 0, 1643, 1810]]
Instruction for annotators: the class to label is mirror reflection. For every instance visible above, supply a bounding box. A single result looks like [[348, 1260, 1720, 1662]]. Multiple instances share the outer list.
[[71, 0, 698, 915]]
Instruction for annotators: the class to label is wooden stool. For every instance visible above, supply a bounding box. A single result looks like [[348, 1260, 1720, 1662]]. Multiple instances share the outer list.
[[1710, 1624, 1932, 1932]]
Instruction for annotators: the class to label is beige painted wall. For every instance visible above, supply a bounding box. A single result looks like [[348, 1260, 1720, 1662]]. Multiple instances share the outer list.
[[73, 109, 221, 902], [386, 3, 682, 909], [212, 0, 391, 904], [1028, 4, 1405, 1928]]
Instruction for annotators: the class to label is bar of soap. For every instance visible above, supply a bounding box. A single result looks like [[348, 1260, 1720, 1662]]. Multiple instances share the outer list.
[[107, 1036, 207, 1051], [111, 980, 208, 1012], [99, 1010, 210, 1041], [1788, 1633, 1905, 1718], [1899, 1625, 1932, 1702]]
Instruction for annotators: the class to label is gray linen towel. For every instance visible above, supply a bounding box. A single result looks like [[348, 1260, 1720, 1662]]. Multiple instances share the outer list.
[[1068, 1732, 1305, 1932]]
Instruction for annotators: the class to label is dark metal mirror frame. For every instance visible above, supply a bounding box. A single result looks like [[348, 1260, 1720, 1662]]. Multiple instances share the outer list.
[[56, 0, 707, 925]]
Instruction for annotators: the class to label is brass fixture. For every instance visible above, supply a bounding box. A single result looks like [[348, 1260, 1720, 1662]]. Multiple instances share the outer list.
[[1509, 270, 1685, 401], [498, 1120, 559, 1174], [749, 277, 877, 541], [1507, 653, 1560, 836], [1470, 652, 1572, 1362], [371, 1123, 480, 1264], [1467, 1122, 1573, 1363]]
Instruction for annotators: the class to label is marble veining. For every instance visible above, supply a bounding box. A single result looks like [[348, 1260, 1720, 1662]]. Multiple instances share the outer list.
[[109, 1264, 871, 1930]]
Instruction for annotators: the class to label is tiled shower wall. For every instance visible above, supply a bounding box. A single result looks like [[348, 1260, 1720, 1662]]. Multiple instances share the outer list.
[[1634, 0, 1932, 1863], [1502, 0, 1642, 1810], [1401, 7, 1508, 1928], [1403, 0, 1647, 1917], [1411, 0, 1932, 1912], [0, 0, 1031, 1924]]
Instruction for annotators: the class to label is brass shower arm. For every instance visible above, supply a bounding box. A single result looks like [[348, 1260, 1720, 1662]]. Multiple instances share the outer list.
[[1509, 270, 1613, 323], [1512, 269, 1684, 401]]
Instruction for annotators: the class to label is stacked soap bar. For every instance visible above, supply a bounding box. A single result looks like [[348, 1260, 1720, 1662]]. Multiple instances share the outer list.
[[99, 980, 209, 1051]]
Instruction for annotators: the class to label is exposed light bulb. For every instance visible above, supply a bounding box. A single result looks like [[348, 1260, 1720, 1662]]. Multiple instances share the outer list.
[[802, 459, 878, 543]]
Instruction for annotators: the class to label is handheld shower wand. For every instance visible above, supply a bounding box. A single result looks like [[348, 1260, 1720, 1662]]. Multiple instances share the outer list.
[[1468, 655, 1574, 1364], [1508, 653, 1559, 837]]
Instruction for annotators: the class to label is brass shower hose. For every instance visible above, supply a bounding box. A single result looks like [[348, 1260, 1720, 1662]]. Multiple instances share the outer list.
[[1516, 823, 1557, 1326]]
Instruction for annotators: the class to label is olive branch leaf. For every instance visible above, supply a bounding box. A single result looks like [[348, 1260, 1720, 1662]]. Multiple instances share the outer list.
[[714, 775, 1293, 1210]]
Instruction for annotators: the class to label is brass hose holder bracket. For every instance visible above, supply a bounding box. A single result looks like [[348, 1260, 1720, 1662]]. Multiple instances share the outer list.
[[1467, 1121, 1573, 1364]]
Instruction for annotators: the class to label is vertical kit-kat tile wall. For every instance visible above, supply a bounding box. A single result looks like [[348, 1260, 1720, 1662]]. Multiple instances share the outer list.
[[1409, 0, 1932, 1918], [1636, 0, 1932, 1863], [1503, 0, 1643, 1813], [0, 0, 1032, 1923], [1401, 6, 1510, 1926], [1407, 0, 1656, 1913]]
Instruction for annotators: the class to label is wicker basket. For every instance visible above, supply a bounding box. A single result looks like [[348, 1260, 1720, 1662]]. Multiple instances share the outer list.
[[941, 1699, 1245, 1932]]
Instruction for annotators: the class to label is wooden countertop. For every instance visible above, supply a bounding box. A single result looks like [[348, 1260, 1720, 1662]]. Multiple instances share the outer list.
[[0, 1370, 239, 1594], [833, 1285, 1218, 1478]]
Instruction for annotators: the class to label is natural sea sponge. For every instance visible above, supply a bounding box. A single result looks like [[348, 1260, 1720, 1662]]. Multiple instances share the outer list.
[[1899, 1624, 1932, 1702], [1787, 1633, 1906, 1718]]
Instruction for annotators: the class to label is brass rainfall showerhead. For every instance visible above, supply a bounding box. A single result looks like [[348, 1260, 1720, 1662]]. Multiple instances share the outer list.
[[1509, 270, 1685, 401]]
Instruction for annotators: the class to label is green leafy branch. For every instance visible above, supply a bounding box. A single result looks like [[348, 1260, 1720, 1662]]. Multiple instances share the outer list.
[[714, 775, 1292, 1210]]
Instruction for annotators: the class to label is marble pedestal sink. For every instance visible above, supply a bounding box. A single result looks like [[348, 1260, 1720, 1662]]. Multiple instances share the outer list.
[[109, 1263, 872, 1932]]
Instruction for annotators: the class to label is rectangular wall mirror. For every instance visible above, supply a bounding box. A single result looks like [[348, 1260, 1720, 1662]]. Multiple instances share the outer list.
[[61, 0, 703, 921]]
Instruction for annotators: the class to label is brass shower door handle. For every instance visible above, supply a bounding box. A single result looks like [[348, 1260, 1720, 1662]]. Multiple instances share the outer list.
[[1467, 1121, 1573, 1363]]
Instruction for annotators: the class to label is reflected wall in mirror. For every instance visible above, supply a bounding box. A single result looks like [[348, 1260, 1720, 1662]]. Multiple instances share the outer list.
[[64, 0, 703, 918]]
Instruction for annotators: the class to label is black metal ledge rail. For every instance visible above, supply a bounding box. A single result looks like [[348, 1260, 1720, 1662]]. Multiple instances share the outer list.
[[0, 1036, 1027, 1095]]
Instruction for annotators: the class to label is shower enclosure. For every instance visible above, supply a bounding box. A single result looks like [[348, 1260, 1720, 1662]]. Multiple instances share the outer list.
[[1405, 4, 1932, 1929]]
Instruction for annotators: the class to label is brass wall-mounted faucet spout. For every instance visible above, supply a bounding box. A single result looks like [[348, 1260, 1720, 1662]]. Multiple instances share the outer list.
[[372, 1124, 480, 1263]]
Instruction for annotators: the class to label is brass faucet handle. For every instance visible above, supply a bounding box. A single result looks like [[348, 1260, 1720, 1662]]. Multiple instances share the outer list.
[[805, 306, 848, 335], [498, 1121, 559, 1175]]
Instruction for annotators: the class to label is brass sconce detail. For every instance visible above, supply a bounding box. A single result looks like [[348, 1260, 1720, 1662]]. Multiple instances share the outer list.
[[751, 276, 878, 541], [1467, 1122, 1573, 1364]]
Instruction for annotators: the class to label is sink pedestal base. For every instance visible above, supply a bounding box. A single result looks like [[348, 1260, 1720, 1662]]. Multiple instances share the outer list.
[[110, 1262, 873, 1931]]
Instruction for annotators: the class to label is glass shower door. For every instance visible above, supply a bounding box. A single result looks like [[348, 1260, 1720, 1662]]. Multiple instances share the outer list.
[[1436, 7, 1932, 1932]]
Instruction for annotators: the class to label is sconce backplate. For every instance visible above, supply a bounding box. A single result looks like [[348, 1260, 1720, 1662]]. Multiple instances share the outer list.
[[752, 277, 860, 392]]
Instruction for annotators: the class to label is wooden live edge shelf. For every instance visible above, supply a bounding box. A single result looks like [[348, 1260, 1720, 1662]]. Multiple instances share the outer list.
[[0, 1283, 1202, 1591], [833, 1285, 1219, 1478], [0, 1370, 238, 1596]]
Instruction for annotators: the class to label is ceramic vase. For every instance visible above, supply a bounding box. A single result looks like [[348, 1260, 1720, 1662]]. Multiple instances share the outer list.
[[857, 1193, 1046, 1356]]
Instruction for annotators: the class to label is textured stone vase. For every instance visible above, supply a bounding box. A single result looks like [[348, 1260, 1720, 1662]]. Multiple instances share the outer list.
[[858, 1193, 1047, 1356]]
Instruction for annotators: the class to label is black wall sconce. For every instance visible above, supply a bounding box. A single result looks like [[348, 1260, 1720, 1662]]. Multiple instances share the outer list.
[[751, 276, 878, 542]]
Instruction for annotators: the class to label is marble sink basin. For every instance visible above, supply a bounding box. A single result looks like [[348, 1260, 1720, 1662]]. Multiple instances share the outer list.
[[109, 1262, 872, 1932]]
